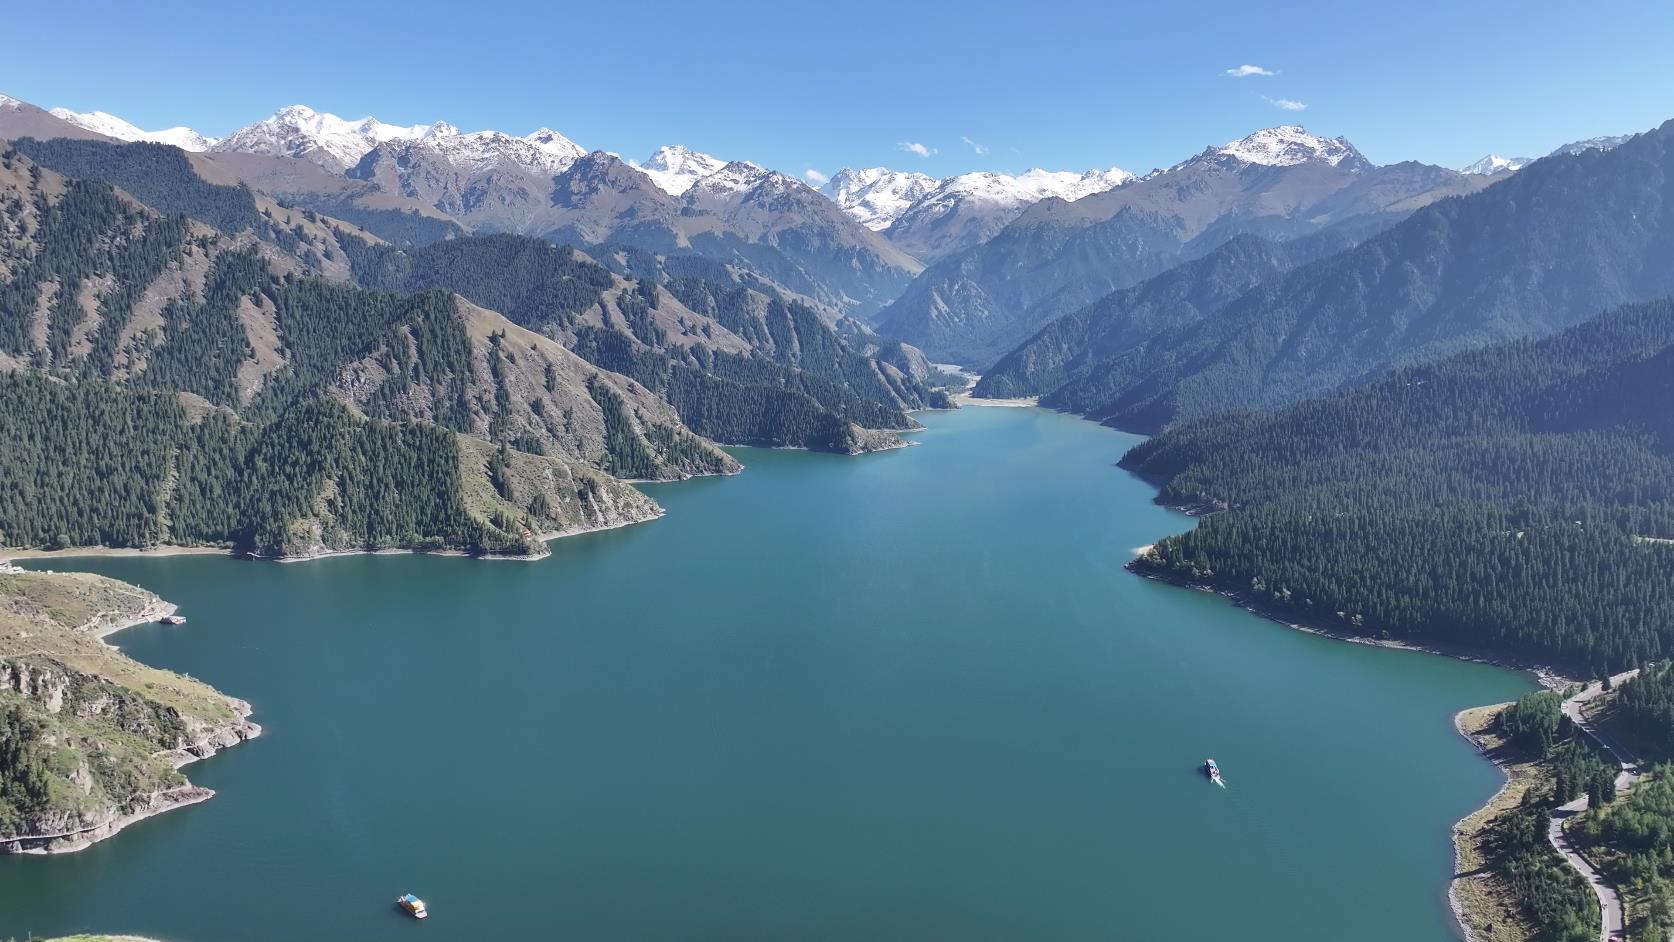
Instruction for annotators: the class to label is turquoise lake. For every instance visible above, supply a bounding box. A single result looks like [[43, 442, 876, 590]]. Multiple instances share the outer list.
[[0, 406, 1532, 941]]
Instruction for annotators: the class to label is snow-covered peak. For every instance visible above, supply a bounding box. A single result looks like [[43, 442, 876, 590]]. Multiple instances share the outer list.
[[821, 167, 940, 230], [212, 105, 434, 169], [916, 165, 1134, 209], [1214, 125, 1361, 168], [212, 106, 590, 177], [408, 128, 582, 175], [682, 159, 772, 197], [0, 93, 24, 111], [48, 107, 219, 151], [1459, 154, 1531, 175], [525, 128, 587, 165], [1548, 134, 1632, 158], [636, 145, 729, 196], [1013, 167, 1137, 201]]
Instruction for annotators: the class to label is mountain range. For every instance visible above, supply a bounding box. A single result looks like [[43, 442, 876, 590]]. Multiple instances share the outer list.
[[0, 125, 961, 556], [5, 92, 1654, 407], [2, 98, 1144, 278], [875, 126, 1502, 367], [979, 120, 1674, 434]]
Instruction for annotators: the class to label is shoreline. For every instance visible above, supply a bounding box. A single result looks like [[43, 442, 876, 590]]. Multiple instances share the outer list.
[[951, 391, 1037, 408], [4, 687, 263, 856], [1125, 561, 1572, 687], [1447, 703, 1535, 942], [3, 599, 264, 856], [2, 507, 673, 569], [1122, 561, 1569, 942], [1450, 709, 1507, 942]]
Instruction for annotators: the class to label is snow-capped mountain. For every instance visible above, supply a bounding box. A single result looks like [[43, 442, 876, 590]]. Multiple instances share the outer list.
[[881, 166, 1135, 261], [1199, 125, 1364, 169], [405, 125, 584, 175], [636, 146, 729, 196], [213, 105, 587, 177], [1548, 134, 1633, 157], [1459, 154, 1531, 175], [525, 128, 588, 166], [47, 107, 218, 151], [211, 105, 441, 170], [820, 167, 940, 231], [877, 126, 1491, 366], [681, 160, 775, 199]]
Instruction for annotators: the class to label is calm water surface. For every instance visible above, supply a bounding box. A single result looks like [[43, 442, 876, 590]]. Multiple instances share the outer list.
[[1, 407, 1531, 941]]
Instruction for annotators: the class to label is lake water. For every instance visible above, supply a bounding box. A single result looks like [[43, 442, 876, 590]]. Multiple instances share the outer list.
[[1, 406, 1531, 941]]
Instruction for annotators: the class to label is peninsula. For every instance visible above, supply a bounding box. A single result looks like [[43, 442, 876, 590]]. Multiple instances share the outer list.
[[0, 567, 259, 854]]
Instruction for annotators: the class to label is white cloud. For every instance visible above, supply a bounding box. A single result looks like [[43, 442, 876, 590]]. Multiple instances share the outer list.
[[1264, 96, 1308, 111], [803, 168, 829, 186], [896, 141, 935, 158], [1226, 64, 1275, 77], [961, 135, 989, 156]]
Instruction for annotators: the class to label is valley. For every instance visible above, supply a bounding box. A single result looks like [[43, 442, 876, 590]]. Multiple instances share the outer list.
[[5, 32, 1674, 940]]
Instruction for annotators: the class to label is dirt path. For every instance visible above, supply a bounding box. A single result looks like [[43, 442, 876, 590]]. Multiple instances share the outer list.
[[1546, 671, 1643, 942]]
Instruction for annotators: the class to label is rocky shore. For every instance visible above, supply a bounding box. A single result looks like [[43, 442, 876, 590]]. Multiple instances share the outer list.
[[0, 570, 261, 855]]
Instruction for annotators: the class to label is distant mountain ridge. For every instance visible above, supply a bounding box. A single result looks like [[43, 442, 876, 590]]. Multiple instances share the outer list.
[[877, 166, 1137, 262], [49, 107, 219, 151], [874, 126, 1496, 368], [1459, 154, 1530, 175]]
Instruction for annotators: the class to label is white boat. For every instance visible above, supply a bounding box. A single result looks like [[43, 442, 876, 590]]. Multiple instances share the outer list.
[[397, 893, 428, 919]]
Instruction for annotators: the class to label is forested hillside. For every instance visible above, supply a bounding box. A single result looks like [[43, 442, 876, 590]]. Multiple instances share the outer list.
[[1059, 121, 1674, 432], [1609, 663, 1674, 760], [973, 230, 1358, 401], [1484, 692, 1616, 942], [1122, 299, 1674, 673], [0, 143, 734, 557], [340, 233, 946, 451], [8, 137, 368, 280]]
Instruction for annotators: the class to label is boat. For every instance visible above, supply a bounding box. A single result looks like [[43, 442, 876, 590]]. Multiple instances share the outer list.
[[396, 893, 428, 919], [158, 615, 186, 626], [1204, 758, 1222, 785]]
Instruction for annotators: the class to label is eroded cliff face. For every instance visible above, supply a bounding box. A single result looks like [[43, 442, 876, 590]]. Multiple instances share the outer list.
[[0, 571, 260, 853]]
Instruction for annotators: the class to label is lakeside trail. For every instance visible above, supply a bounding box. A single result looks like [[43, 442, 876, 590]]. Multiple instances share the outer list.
[[1547, 671, 1644, 942]]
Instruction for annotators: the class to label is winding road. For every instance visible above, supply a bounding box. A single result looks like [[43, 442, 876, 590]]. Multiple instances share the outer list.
[[1546, 671, 1643, 942]]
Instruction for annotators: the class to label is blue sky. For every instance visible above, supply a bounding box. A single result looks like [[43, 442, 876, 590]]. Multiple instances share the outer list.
[[9, 0, 1674, 178]]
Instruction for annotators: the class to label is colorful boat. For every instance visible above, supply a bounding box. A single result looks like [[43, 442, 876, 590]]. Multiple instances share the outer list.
[[159, 615, 186, 626], [397, 893, 428, 919]]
